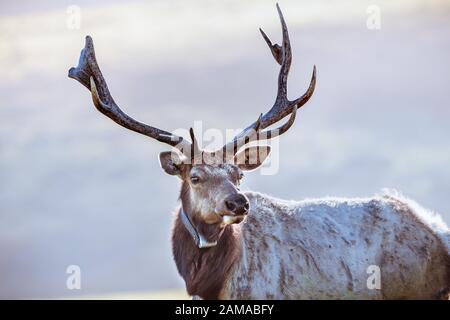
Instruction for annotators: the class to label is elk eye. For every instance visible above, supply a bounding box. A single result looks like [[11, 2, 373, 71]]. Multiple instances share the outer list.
[[190, 176, 200, 184], [239, 173, 244, 180]]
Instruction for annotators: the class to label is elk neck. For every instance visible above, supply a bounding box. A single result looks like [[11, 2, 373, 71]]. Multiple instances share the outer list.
[[171, 182, 241, 299], [179, 206, 218, 249]]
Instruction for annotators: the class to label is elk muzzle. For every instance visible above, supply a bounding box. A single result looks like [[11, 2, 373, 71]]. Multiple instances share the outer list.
[[224, 194, 250, 216]]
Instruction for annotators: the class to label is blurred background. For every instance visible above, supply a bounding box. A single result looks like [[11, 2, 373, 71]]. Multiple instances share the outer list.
[[1, 0, 449, 299]]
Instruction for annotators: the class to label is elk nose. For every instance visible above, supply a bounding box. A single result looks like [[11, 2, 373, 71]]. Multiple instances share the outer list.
[[224, 194, 249, 215]]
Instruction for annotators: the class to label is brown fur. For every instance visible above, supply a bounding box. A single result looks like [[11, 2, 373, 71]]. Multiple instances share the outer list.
[[171, 181, 241, 299]]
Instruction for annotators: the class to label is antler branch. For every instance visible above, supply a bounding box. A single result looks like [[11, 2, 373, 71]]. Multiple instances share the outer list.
[[222, 4, 316, 159], [68, 36, 193, 153]]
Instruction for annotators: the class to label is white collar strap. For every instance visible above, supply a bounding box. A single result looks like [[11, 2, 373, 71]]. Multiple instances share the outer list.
[[179, 207, 218, 249]]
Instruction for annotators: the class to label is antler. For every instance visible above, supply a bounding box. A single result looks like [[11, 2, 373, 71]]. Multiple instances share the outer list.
[[222, 3, 316, 159], [68, 36, 194, 155], [69, 5, 315, 165]]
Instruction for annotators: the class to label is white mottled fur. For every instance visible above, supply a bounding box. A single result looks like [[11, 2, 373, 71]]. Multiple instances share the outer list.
[[382, 189, 450, 254], [222, 190, 450, 299]]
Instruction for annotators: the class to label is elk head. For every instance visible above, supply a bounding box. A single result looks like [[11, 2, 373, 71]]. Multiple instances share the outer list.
[[68, 4, 316, 247]]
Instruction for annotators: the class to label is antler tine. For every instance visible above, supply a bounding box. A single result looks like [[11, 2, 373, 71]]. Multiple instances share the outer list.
[[189, 127, 202, 161], [275, 2, 291, 104], [259, 28, 283, 65], [69, 36, 192, 154], [222, 4, 316, 160]]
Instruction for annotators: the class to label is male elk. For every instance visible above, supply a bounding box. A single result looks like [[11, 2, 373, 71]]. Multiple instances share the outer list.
[[69, 5, 450, 299]]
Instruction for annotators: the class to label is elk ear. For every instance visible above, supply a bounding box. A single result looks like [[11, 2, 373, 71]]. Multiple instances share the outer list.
[[234, 146, 271, 171], [159, 151, 184, 176]]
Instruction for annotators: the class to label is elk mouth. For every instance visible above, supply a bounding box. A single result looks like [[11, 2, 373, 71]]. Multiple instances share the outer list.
[[221, 213, 246, 225]]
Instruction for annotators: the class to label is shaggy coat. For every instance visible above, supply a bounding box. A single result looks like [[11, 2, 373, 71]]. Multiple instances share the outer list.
[[172, 191, 450, 299]]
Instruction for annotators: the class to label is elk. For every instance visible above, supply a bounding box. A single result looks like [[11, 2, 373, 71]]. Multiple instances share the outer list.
[[69, 5, 450, 299]]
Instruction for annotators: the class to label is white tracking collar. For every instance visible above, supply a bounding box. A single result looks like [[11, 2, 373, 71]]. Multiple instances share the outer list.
[[179, 207, 218, 249]]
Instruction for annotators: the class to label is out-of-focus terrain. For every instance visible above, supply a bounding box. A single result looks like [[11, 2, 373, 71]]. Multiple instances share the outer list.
[[69, 289, 188, 300]]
